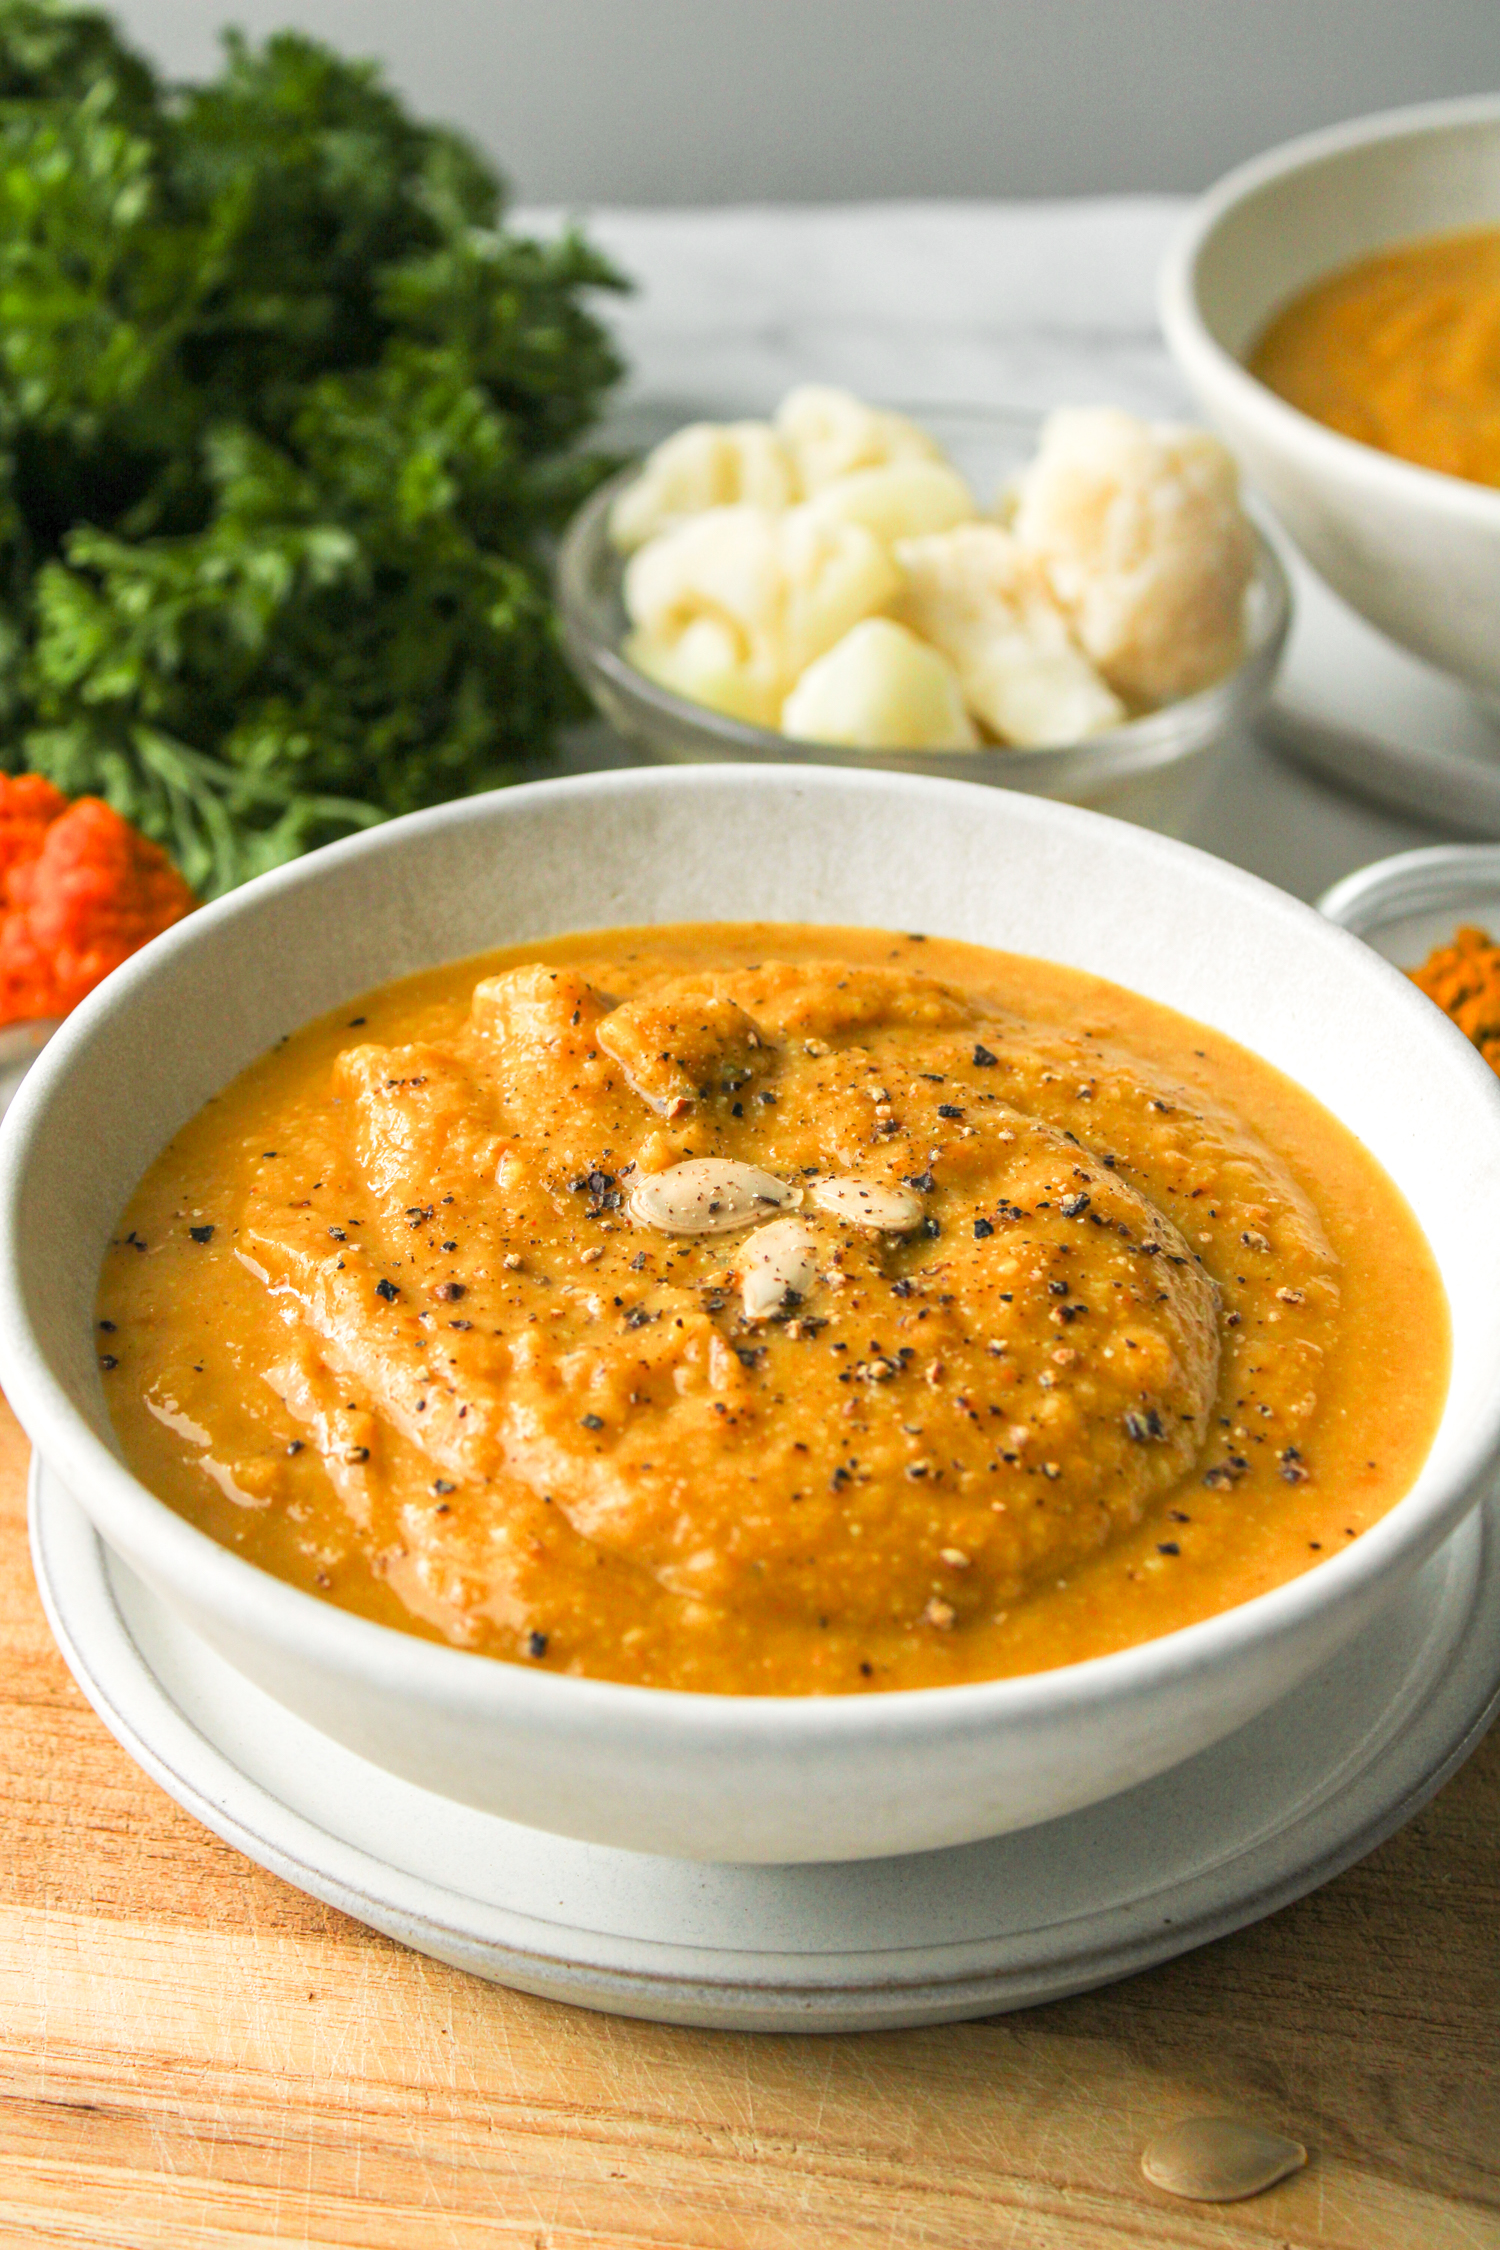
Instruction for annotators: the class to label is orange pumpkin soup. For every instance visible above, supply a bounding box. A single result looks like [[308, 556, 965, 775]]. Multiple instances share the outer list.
[[97, 924, 1447, 1695], [1250, 224, 1500, 488]]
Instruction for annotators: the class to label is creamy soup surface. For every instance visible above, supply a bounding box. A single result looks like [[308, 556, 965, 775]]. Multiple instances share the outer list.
[[99, 924, 1448, 1695], [1250, 224, 1500, 488]]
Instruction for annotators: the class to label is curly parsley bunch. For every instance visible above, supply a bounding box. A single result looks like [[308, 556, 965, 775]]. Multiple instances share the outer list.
[[0, 4, 627, 891]]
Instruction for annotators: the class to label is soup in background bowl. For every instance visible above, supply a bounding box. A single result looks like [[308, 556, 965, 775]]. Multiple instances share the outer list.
[[1, 766, 1496, 1863], [1249, 224, 1500, 490]]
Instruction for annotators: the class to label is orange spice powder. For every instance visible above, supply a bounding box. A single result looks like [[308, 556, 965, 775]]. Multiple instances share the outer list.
[[1410, 925, 1500, 1074]]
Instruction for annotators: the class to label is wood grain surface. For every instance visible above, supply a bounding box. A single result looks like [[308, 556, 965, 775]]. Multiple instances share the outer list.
[[1, 1388, 1497, 2250]]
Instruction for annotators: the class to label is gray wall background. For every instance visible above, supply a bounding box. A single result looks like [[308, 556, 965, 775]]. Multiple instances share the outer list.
[[111, 1, 1500, 205]]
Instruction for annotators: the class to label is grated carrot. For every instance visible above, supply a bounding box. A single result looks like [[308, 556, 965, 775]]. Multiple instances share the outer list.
[[0, 777, 196, 1025]]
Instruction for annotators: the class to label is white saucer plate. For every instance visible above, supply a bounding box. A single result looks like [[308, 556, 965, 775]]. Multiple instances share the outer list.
[[1261, 550, 1500, 836], [31, 1456, 1500, 2035]]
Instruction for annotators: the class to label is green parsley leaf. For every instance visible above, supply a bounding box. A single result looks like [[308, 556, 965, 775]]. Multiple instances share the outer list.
[[0, 5, 628, 893]]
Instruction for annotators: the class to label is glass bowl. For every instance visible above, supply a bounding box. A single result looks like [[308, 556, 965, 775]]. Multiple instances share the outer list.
[[556, 405, 1292, 835]]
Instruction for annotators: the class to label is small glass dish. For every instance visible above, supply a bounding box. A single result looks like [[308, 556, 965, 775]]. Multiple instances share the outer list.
[[556, 404, 1291, 836], [1318, 844, 1500, 967]]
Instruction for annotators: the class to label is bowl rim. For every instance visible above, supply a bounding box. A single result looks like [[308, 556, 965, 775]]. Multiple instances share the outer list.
[[556, 435, 1291, 788], [1158, 90, 1500, 527], [2, 762, 1497, 1743], [1318, 841, 1500, 937]]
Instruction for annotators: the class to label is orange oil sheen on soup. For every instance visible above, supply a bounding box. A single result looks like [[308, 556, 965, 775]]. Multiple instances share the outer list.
[[98, 923, 1448, 1695]]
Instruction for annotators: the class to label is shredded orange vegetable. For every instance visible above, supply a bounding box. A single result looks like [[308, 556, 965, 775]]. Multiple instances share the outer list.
[[1410, 924, 1500, 1074], [0, 775, 196, 1026]]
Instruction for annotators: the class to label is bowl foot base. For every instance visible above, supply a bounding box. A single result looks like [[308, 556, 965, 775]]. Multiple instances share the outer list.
[[29, 1456, 1500, 2034]]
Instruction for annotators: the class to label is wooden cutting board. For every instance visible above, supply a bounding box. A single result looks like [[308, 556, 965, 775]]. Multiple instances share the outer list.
[[1, 1388, 1497, 2250]]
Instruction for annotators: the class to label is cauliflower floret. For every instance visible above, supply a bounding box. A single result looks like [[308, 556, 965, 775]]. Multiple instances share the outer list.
[[781, 618, 979, 750], [625, 507, 781, 647], [626, 616, 779, 727], [892, 524, 1125, 748], [622, 504, 899, 725], [1009, 407, 1255, 705], [609, 421, 800, 553], [799, 460, 977, 548], [775, 384, 945, 492], [622, 508, 785, 723], [777, 507, 902, 678]]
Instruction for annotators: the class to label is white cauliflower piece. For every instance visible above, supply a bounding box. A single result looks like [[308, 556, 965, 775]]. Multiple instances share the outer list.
[[800, 460, 976, 547], [625, 507, 781, 648], [622, 507, 785, 723], [775, 384, 945, 492], [781, 618, 979, 750], [622, 504, 898, 725], [892, 524, 1126, 749], [626, 617, 779, 727], [1009, 407, 1255, 705], [608, 421, 799, 553], [777, 507, 901, 678]]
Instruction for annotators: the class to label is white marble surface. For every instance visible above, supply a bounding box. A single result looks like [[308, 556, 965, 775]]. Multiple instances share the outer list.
[[533, 197, 1192, 422], [532, 196, 1472, 902]]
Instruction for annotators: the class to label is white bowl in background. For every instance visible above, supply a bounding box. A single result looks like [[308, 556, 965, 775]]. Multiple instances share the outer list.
[[1159, 97, 1500, 702], [1, 766, 1498, 1865]]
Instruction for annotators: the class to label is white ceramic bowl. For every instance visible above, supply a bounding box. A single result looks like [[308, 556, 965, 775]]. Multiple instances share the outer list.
[[3, 767, 1499, 1865], [1159, 96, 1500, 701]]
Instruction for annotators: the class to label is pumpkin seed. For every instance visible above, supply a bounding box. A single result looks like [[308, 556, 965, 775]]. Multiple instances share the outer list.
[[627, 1158, 801, 1237], [736, 1218, 820, 1320], [806, 1176, 924, 1233], [1140, 2117, 1307, 2203]]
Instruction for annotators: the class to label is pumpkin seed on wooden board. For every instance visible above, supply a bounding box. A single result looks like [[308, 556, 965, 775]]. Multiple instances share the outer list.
[[1140, 2116, 1308, 2202]]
